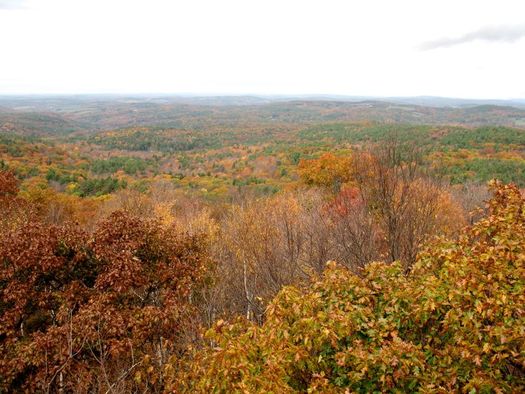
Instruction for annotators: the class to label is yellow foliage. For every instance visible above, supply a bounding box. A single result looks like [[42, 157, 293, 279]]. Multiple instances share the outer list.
[[298, 153, 352, 190]]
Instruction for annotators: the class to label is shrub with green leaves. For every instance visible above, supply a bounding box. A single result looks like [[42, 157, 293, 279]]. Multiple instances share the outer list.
[[172, 182, 525, 393]]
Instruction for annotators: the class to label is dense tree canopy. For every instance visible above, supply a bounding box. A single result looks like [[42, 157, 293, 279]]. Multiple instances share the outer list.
[[0, 98, 524, 393], [172, 182, 524, 393]]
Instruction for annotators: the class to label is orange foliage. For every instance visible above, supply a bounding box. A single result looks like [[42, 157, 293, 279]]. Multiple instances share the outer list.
[[298, 153, 352, 190], [170, 183, 525, 393]]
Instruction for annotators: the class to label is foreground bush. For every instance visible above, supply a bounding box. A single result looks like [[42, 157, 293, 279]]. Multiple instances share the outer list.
[[0, 207, 210, 393], [172, 182, 525, 393]]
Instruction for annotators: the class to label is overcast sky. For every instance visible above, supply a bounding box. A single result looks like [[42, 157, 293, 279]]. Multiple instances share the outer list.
[[1, 0, 524, 98]]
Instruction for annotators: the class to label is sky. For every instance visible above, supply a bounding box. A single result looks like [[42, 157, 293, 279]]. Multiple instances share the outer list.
[[0, 0, 524, 98]]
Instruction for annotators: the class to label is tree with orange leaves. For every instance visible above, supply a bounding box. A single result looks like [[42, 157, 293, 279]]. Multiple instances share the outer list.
[[298, 152, 352, 191]]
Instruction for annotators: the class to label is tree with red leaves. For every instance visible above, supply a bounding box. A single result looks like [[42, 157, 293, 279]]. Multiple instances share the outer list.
[[0, 189, 211, 392]]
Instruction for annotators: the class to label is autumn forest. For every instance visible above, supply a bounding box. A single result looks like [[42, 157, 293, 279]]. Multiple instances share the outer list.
[[0, 96, 524, 393]]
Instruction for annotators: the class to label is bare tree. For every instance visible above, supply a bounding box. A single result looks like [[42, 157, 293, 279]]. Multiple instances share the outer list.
[[352, 141, 445, 270]]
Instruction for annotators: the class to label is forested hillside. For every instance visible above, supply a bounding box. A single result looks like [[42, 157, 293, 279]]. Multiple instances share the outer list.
[[1, 99, 524, 207], [2, 97, 525, 135], [0, 97, 524, 392]]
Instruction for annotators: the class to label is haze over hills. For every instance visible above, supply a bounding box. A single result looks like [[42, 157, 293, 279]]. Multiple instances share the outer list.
[[1, 95, 525, 136], [1, 94, 525, 108]]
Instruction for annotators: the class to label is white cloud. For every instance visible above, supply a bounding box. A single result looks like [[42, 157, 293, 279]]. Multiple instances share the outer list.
[[419, 24, 525, 50]]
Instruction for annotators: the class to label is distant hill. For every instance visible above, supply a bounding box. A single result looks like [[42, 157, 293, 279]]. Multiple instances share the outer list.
[[0, 110, 87, 136], [1, 95, 525, 136], [378, 96, 525, 108]]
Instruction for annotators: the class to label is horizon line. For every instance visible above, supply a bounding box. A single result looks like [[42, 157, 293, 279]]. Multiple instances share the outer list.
[[0, 93, 524, 101]]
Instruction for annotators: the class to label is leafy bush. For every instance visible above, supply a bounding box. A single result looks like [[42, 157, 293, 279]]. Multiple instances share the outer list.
[[172, 182, 525, 393], [0, 210, 211, 392]]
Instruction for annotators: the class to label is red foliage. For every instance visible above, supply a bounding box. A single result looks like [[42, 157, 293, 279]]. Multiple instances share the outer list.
[[327, 186, 363, 217], [0, 170, 18, 197], [0, 210, 211, 392], [0, 170, 32, 231]]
